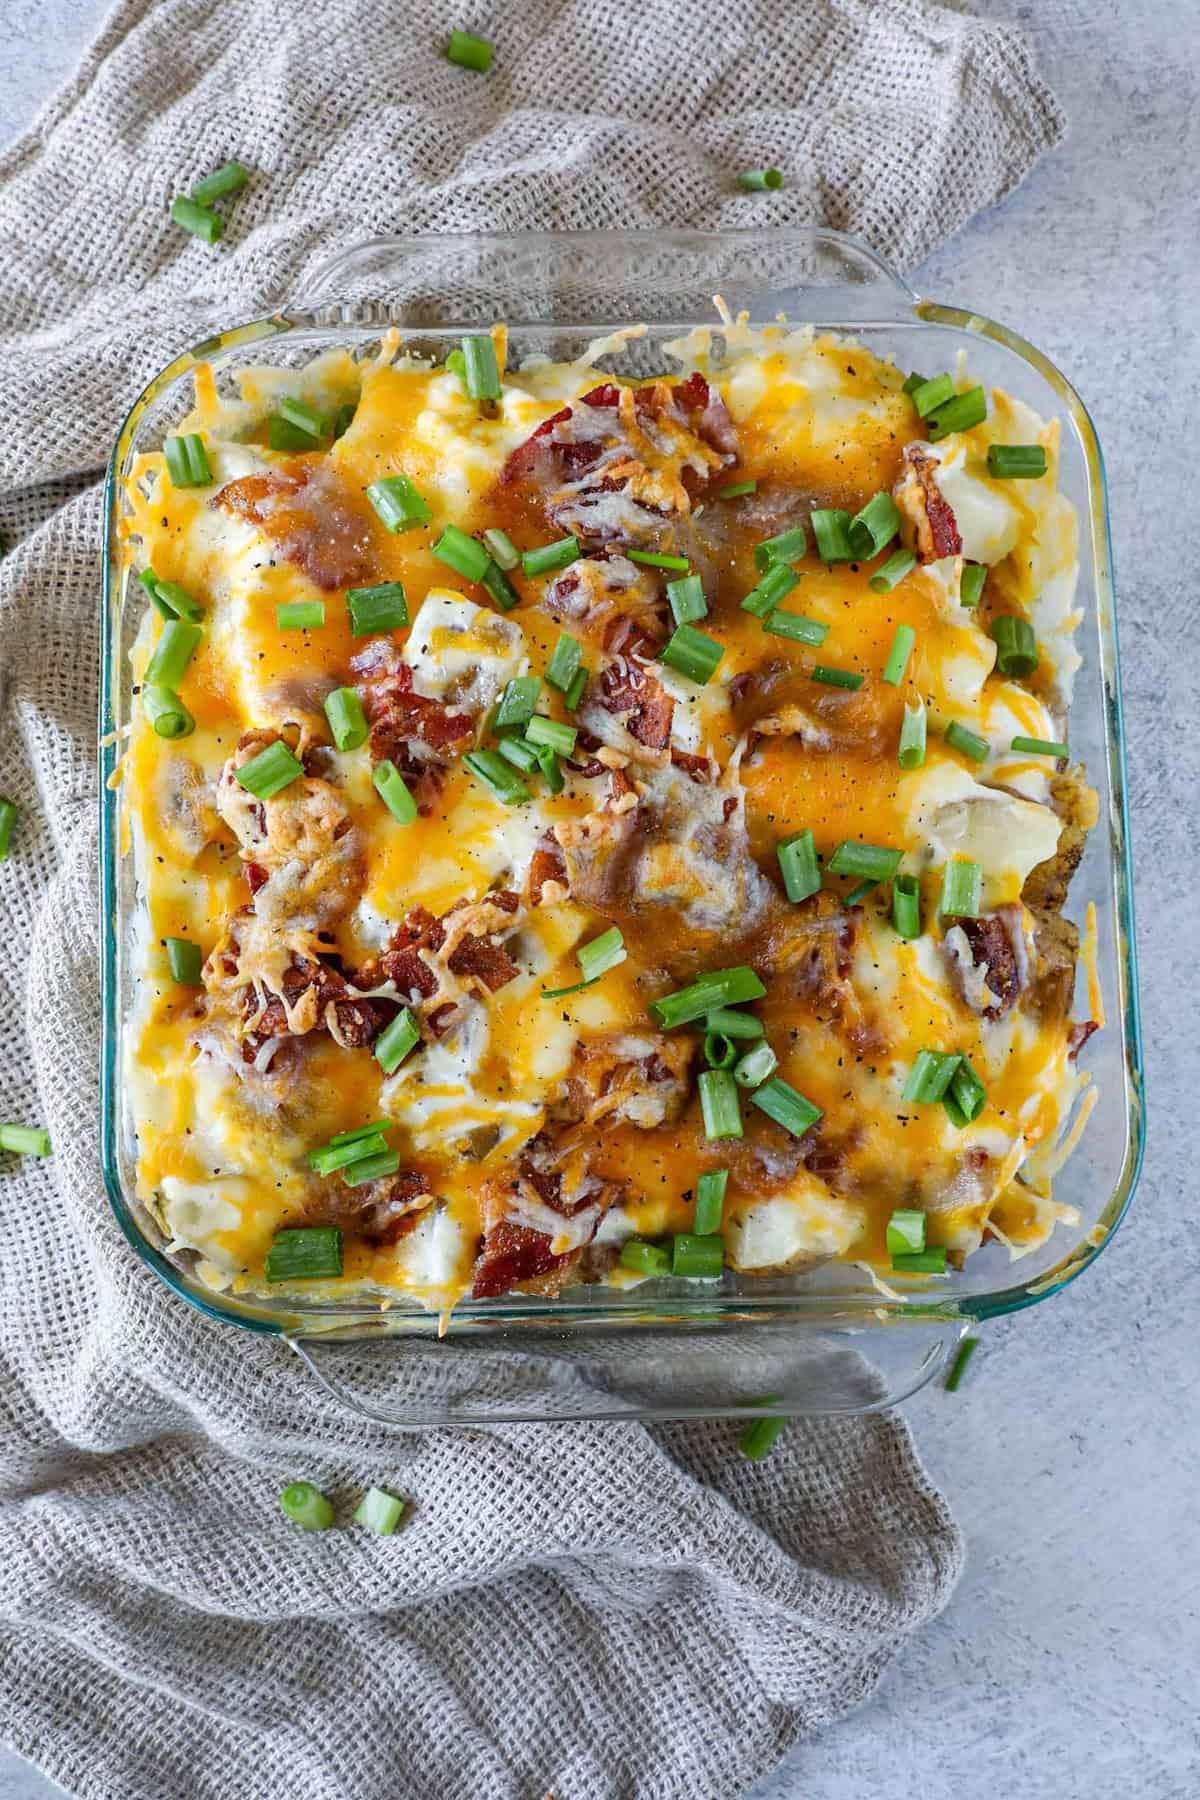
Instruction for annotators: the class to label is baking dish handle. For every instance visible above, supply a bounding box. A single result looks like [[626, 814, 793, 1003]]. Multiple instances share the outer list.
[[284, 1320, 969, 1428]]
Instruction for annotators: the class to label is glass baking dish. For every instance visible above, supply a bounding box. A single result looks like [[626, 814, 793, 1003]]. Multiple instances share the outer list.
[[99, 229, 1144, 1425]]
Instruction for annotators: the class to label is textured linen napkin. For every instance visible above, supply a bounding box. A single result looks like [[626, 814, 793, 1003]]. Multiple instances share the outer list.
[[0, 3, 1062, 1795]]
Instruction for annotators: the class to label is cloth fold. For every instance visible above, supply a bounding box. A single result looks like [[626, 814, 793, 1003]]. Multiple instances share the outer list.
[[0, 1, 1063, 1793]]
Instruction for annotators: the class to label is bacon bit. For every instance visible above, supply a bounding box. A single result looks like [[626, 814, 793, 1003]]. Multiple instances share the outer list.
[[528, 836, 569, 905], [1068, 1019, 1099, 1059], [895, 444, 962, 562], [349, 644, 475, 769], [946, 911, 1024, 1019], [597, 656, 674, 750], [213, 464, 375, 590], [358, 893, 521, 1001], [247, 956, 386, 1049], [245, 861, 269, 896], [427, 1002, 457, 1038], [670, 746, 712, 781], [471, 1220, 569, 1298]]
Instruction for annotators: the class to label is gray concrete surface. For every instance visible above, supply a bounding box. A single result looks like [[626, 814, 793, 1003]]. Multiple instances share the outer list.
[[1, 1, 1197, 1796]]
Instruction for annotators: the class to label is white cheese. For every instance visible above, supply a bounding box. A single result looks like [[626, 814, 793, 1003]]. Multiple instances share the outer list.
[[404, 588, 527, 709], [725, 1186, 863, 1271]]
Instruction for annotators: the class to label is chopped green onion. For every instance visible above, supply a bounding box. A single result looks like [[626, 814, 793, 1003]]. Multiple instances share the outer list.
[[828, 840, 902, 882], [987, 443, 1047, 479], [944, 1336, 979, 1391], [659, 622, 725, 685], [960, 563, 987, 608], [733, 1040, 778, 1089], [991, 614, 1039, 676], [776, 828, 820, 904], [171, 197, 222, 243], [943, 1056, 987, 1128], [703, 1031, 738, 1071], [811, 665, 864, 690], [333, 401, 357, 439], [139, 569, 204, 622], [809, 509, 856, 563], [886, 1208, 926, 1257], [926, 386, 987, 442], [545, 633, 582, 692], [750, 1078, 822, 1138], [564, 666, 588, 712], [849, 491, 902, 558], [543, 927, 627, 998], [445, 349, 467, 380], [0, 798, 16, 862], [741, 561, 799, 618], [498, 735, 540, 773], [461, 334, 501, 404], [901, 1050, 961, 1104], [672, 1232, 725, 1277], [525, 714, 577, 757], [366, 475, 432, 533], [268, 414, 318, 453], [869, 548, 917, 593], [666, 574, 708, 624], [945, 720, 989, 763], [142, 684, 194, 739], [375, 1007, 421, 1075], [373, 760, 417, 825], [347, 582, 408, 635], [265, 1227, 343, 1282], [627, 549, 689, 572], [699, 1070, 742, 1140], [165, 936, 203, 985], [234, 740, 303, 799], [482, 562, 521, 612], [309, 1132, 389, 1177], [325, 686, 368, 752], [910, 373, 954, 418], [693, 1170, 728, 1235], [163, 434, 212, 487], [279, 1481, 335, 1531], [536, 745, 564, 793], [651, 967, 765, 1030], [737, 168, 783, 191], [740, 1408, 787, 1461], [719, 479, 758, 499], [902, 372, 927, 397], [898, 699, 926, 770], [882, 623, 916, 686], [482, 527, 519, 570], [764, 610, 827, 646], [1011, 734, 1068, 758], [343, 1148, 403, 1186], [892, 873, 921, 940], [464, 749, 531, 805], [191, 160, 250, 206], [276, 600, 325, 631], [446, 28, 492, 70], [433, 524, 490, 584], [327, 1121, 390, 1148], [354, 1486, 407, 1535], [892, 1247, 948, 1274], [703, 1007, 764, 1040], [843, 879, 876, 908], [495, 675, 541, 730], [620, 1239, 671, 1277], [145, 618, 201, 691], [0, 1123, 51, 1157], [754, 526, 807, 571], [278, 395, 328, 442], [521, 536, 579, 577], [940, 857, 982, 917]]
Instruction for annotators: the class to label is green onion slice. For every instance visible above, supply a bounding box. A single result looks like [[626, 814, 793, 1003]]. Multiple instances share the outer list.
[[373, 760, 417, 825], [165, 936, 203, 984], [750, 1078, 822, 1138], [564, 666, 588, 712], [627, 549, 689, 572], [892, 873, 921, 940], [234, 740, 303, 799], [754, 526, 807, 571], [142, 684, 195, 740], [849, 492, 902, 558], [737, 168, 784, 191], [828, 840, 902, 882], [666, 574, 708, 624], [279, 1481, 335, 1531], [703, 1032, 738, 1071], [810, 509, 856, 563], [139, 569, 204, 622], [718, 480, 758, 499], [170, 197, 222, 243], [0, 797, 16, 862], [940, 857, 982, 917], [733, 1040, 778, 1089], [543, 927, 627, 998], [869, 548, 917, 594], [945, 720, 989, 763], [145, 618, 202, 691], [354, 1486, 407, 1535], [777, 828, 820, 904], [926, 386, 987, 442], [811, 665, 864, 690], [536, 745, 564, 793], [764, 610, 827, 646], [659, 622, 724, 685], [265, 1227, 343, 1282], [495, 674, 541, 730], [987, 443, 1047, 479], [898, 699, 926, 770], [1011, 734, 1068, 758], [960, 563, 987, 608], [309, 1132, 389, 1177], [325, 686, 368, 752], [347, 583, 409, 637], [886, 1208, 927, 1257], [163, 434, 212, 487], [650, 967, 766, 1030], [521, 537, 579, 578], [991, 614, 1039, 676], [482, 562, 521, 612], [276, 600, 325, 631], [902, 372, 927, 397], [943, 1057, 987, 1128], [0, 1123, 52, 1157], [843, 879, 876, 908], [545, 632, 582, 692], [693, 1170, 728, 1236], [366, 475, 432, 533], [901, 1050, 961, 1104], [703, 1007, 763, 1041], [699, 1069, 743, 1140], [464, 749, 530, 806], [525, 714, 577, 757], [375, 1007, 421, 1075], [278, 395, 328, 442], [433, 524, 490, 584], [910, 373, 954, 418], [882, 623, 916, 686], [892, 1247, 948, 1274], [671, 1232, 725, 1277], [620, 1239, 671, 1277], [461, 334, 501, 404], [740, 1410, 787, 1460], [446, 28, 492, 70], [944, 1336, 979, 1391], [482, 527, 519, 570], [499, 736, 540, 773], [191, 160, 250, 206], [741, 561, 799, 618]]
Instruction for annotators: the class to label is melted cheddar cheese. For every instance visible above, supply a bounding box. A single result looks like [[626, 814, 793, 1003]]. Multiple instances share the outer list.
[[120, 325, 1096, 1311]]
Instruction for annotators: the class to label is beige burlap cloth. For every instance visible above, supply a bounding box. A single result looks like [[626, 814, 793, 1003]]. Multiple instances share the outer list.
[[0, 3, 1063, 1794]]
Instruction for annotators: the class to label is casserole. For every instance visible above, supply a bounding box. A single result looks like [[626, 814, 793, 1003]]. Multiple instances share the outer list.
[[100, 230, 1143, 1423]]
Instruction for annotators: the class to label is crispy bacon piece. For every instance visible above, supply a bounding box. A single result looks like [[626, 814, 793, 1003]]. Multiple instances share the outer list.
[[1068, 1019, 1099, 1058], [596, 654, 674, 751], [943, 909, 1025, 1020], [894, 444, 962, 562], [528, 835, 569, 905], [306, 1169, 432, 1247], [349, 643, 475, 772], [770, 890, 880, 1056], [470, 1221, 569, 1299], [213, 463, 375, 590], [245, 955, 387, 1051], [357, 892, 522, 1003]]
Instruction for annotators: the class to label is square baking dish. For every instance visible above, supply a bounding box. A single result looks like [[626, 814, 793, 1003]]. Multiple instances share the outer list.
[[99, 229, 1144, 1424]]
